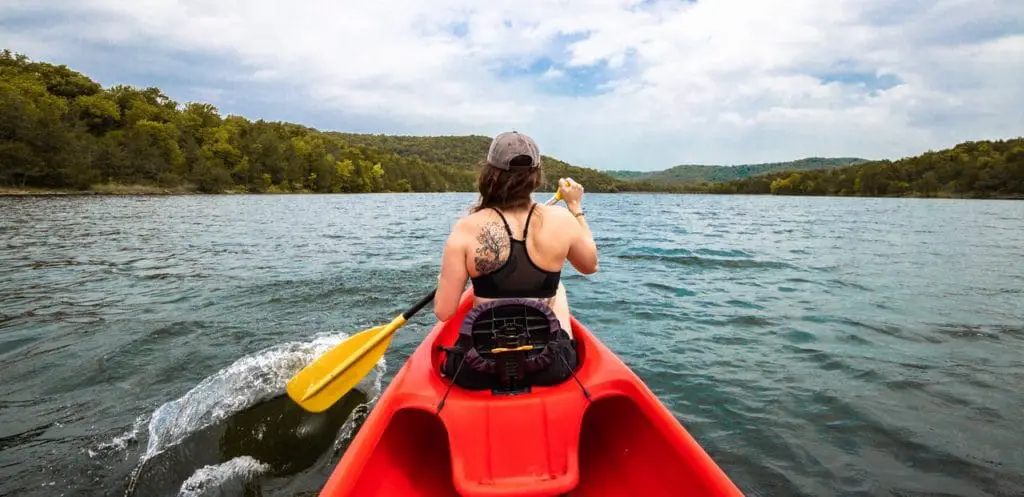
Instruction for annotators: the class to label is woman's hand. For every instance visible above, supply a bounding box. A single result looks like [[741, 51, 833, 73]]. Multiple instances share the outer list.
[[559, 177, 584, 209]]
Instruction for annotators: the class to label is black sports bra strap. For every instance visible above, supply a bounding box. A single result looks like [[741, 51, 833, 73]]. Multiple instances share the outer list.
[[522, 203, 538, 238], [491, 208, 513, 236]]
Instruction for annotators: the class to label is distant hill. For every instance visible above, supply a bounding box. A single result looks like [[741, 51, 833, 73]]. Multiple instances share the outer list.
[[330, 133, 492, 170], [603, 170, 649, 180], [330, 132, 628, 193], [706, 138, 1024, 198], [333, 133, 872, 193], [606, 157, 870, 185]]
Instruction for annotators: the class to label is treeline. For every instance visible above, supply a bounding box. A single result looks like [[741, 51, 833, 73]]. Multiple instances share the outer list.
[[607, 157, 869, 184], [5, 49, 1019, 198], [331, 133, 491, 170], [0, 50, 632, 194], [328, 132, 635, 193], [705, 138, 1024, 198]]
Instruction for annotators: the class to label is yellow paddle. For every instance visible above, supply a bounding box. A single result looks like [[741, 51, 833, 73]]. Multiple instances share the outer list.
[[287, 190, 564, 413]]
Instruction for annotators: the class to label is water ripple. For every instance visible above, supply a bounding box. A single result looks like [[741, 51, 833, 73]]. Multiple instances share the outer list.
[[0, 193, 1022, 497]]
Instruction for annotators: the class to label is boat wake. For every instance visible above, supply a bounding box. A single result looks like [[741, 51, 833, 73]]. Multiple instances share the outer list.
[[110, 330, 385, 497], [141, 331, 364, 460]]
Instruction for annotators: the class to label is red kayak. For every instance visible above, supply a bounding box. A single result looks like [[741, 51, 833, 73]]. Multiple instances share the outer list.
[[319, 290, 743, 496]]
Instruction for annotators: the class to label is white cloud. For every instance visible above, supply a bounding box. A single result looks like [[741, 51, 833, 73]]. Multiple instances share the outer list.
[[0, 0, 1021, 169]]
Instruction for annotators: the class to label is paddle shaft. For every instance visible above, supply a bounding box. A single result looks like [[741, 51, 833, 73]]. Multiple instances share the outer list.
[[403, 289, 436, 320], [400, 191, 563, 322]]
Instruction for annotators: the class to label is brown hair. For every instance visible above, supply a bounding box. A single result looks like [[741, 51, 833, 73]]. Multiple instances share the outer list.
[[471, 156, 544, 213]]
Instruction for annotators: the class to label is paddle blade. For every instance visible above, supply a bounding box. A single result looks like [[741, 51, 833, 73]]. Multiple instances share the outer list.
[[287, 321, 399, 413]]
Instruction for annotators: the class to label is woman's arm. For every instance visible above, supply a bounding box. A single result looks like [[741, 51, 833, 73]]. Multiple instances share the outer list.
[[560, 178, 599, 274], [565, 202, 599, 274], [434, 227, 469, 321]]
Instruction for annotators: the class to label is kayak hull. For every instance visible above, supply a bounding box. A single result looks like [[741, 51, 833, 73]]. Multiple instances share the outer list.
[[319, 290, 743, 497]]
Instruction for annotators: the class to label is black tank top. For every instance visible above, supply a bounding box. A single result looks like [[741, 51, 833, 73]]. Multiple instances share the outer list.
[[470, 203, 561, 299]]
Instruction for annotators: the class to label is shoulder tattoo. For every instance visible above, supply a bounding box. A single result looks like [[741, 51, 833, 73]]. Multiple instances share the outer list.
[[474, 221, 508, 274]]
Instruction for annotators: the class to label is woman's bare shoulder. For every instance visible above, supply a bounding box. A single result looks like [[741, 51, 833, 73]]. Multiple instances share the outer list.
[[536, 203, 575, 224], [455, 209, 491, 227], [449, 209, 493, 239], [527, 204, 574, 242]]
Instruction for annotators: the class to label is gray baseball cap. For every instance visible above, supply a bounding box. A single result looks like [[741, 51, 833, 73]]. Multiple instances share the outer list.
[[486, 131, 541, 170]]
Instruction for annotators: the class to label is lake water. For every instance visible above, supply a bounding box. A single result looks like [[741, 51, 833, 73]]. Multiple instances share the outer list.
[[1, 193, 1022, 497]]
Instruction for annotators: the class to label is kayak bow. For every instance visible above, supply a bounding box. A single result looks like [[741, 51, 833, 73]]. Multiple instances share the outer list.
[[319, 289, 743, 497]]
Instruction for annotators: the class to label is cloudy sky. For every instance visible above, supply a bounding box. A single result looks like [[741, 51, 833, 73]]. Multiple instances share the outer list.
[[2, 0, 1022, 170]]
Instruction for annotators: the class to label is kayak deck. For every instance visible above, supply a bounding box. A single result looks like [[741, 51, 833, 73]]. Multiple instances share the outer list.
[[320, 291, 743, 497]]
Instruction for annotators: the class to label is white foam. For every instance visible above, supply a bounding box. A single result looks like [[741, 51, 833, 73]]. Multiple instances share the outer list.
[[141, 330, 385, 461], [90, 414, 146, 458], [327, 346, 390, 455], [176, 456, 271, 497]]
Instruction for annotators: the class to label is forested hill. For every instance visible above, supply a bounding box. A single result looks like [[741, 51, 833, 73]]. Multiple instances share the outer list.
[[330, 132, 629, 193], [4, 49, 1017, 198], [607, 157, 869, 184], [0, 50, 628, 194], [331, 133, 491, 170], [705, 138, 1024, 198]]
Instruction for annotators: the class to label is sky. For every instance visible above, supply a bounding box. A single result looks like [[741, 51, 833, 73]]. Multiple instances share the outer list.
[[1, 0, 1022, 171]]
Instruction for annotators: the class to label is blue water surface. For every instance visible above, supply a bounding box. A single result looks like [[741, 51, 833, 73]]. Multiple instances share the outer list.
[[1, 193, 1021, 497]]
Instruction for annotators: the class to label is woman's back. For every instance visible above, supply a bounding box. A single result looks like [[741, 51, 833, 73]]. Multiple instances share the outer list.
[[464, 203, 568, 278], [440, 199, 595, 333]]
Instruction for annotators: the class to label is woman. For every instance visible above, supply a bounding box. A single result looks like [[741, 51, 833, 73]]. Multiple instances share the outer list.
[[434, 131, 598, 335]]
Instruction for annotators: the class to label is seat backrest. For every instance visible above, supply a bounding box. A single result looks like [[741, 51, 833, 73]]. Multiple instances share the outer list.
[[458, 299, 561, 393], [464, 299, 558, 349]]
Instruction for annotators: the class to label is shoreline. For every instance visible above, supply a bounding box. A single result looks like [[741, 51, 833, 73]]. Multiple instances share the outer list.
[[0, 185, 202, 196], [2, 186, 1021, 200]]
